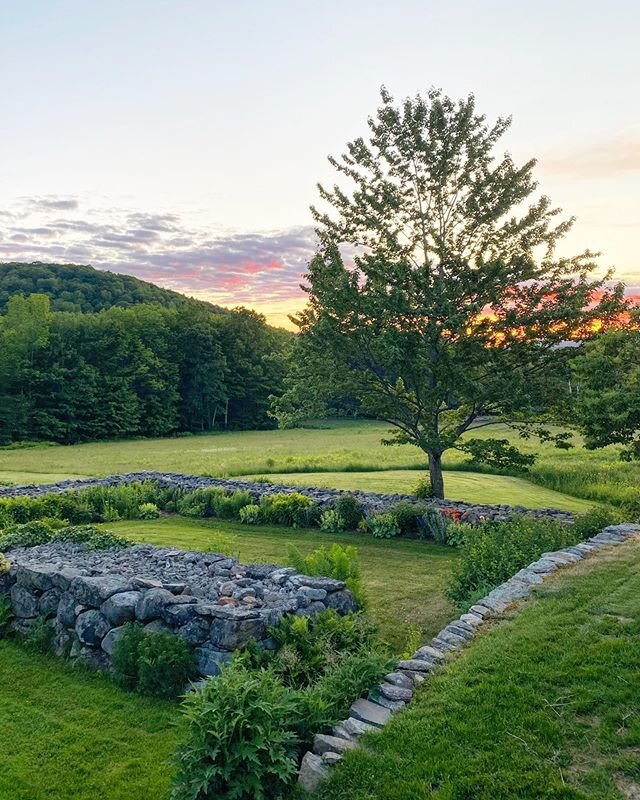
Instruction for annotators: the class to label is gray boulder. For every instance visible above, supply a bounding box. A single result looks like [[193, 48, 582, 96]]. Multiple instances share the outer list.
[[101, 625, 128, 656], [10, 585, 39, 618], [39, 587, 62, 617], [101, 591, 141, 626], [195, 645, 232, 676], [135, 588, 188, 622], [70, 575, 133, 607], [56, 592, 87, 628], [75, 609, 110, 645]]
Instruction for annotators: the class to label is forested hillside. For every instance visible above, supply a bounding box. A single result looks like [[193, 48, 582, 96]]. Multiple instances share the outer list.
[[0, 293, 290, 443], [0, 262, 223, 314]]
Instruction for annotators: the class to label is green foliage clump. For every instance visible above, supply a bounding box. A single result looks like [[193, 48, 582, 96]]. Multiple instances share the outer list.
[[0, 597, 13, 638], [258, 492, 314, 526], [171, 664, 299, 800], [54, 525, 131, 550], [448, 515, 581, 606], [238, 503, 261, 524], [138, 502, 160, 520], [23, 616, 54, 654], [414, 475, 435, 499], [177, 488, 252, 520], [320, 509, 345, 533], [444, 522, 475, 548], [334, 494, 364, 529], [367, 512, 401, 539], [0, 520, 54, 551], [420, 508, 450, 543], [570, 507, 622, 539], [287, 543, 367, 608], [389, 501, 428, 536], [0, 552, 9, 574], [112, 623, 196, 699]]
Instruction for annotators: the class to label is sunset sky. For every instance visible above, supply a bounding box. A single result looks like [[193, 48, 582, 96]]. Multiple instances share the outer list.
[[1, 0, 638, 328]]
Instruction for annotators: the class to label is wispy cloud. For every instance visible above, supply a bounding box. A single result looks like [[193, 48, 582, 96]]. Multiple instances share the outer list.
[[539, 128, 640, 178], [0, 196, 320, 317]]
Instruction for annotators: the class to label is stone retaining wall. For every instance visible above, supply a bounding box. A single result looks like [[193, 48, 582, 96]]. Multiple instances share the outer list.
[[0, 471, 575, 524], [0, 541, 356, 677], [297, 523, 640, 791]]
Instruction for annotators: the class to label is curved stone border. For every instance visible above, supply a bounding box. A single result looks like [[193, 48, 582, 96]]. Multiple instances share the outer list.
[[0, 471, 575, 525], [297, 523, 640, 791]]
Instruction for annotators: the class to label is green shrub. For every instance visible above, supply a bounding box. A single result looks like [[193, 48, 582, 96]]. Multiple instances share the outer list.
[[420, 508, 449, 543], [0, 520, 54, 551], [0, 597, 13, 638], [53, 525, 131, 550], [177, 488, 252, 520], [259, 492, 314, 526], [444, 522, 475, 548], [389, 501, 429, 536], [112, 622, 196, 698], [291, 502, 322, 529], [211, 489, 252, 520], [571, 507, 622, 539], [137, 632, 197, 699], [320, 509, 345, 533], [23, 616, 54, 654], [287, 543, 367, 608], [414, 475, 434, 499], [0, 552, 10, 574], [138, 502, 160, 520], [448, 515, 581, 606], [368, 512, 401, 539], [171, 663, 299, 800], [238, 503, 262, 524], [334, 494, 364, 529]]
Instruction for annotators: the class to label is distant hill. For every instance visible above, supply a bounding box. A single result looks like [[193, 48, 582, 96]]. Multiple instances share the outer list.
[[0, 262, 225, 314]]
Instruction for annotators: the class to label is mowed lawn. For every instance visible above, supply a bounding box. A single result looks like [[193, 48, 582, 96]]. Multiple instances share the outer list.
[[320, 539, 640, 800], [0, 642, 181, 800], [102, 517, 458, 650], [242, 470, 594, 513]]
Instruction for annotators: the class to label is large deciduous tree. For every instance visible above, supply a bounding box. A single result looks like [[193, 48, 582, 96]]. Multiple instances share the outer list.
[[274, 88, 625, 498]]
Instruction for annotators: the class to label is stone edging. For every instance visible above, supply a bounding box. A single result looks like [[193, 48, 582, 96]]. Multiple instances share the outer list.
[[297, 523, 640, 791]]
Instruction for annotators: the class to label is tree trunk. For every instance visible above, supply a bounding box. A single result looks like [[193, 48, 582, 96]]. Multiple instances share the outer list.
[[428, 452, 445, 499]]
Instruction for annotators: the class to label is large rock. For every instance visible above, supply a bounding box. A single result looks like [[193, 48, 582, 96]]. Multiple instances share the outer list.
[[209, 615, 266, 650], [75, 609, 110, 645], [135, 588, 191, 622], [38, 587, 62, 617], [101, 591, 141, 626], [349, 698, 392, 728], [298, 752, 329, 792], [56, 592, 87, 628], [70, 576, 133, 607], [195, 644, 232, 676], [10, 585, 39, 618], [177, 617, 210, 645], [325, 589, 358, 614], [101, 625, 128, 656], [16, 564, 57, 591]]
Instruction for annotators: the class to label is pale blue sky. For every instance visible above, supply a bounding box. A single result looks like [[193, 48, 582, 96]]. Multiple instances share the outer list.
[[1, 0, 638, 324]]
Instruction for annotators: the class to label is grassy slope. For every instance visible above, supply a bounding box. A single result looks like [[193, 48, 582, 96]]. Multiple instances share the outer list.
[[1, 419, 628, 507], [241, 470, 593, 512], [0, 643, 181, 800], [320, 540, 640, 800], [103, 517, 458, 650]]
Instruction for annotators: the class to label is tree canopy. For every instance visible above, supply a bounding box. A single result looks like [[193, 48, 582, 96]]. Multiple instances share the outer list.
[[272, 87, 625, 497]]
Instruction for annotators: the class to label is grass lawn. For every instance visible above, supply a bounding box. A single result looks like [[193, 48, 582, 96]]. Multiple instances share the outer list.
[[319, 539, 640, 800], [0, 642, 181, 800], [0, 420, 636, 508], [241, 470, 594, 513], [102, 516, 458, 650]]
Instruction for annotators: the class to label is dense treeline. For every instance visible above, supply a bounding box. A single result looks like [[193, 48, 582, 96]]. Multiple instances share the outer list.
[[0, 262, 224, 314], [0, 294, 289, 443]]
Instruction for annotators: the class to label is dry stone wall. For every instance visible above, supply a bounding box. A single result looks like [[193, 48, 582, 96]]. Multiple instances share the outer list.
[[0, 541, 356, 676], [0, 471, 575, 524]]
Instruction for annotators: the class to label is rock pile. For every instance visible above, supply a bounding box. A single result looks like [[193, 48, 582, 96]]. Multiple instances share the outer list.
[[0, 541, 357, 676]]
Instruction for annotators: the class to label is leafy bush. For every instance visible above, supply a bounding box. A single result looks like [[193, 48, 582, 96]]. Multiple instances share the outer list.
[[23, 616, 54, 654], [0, 597, 13, 638], [571, 507, 622, 539], [238, 503, 262, 524], [258, 492, 314, 526], [320, 509, 345, 533], [368, 512, 401, 539], [211, 489, 252, 520], [112, 623, 196, 698], [401, 624, 422, 660], [444, 522, 475, 548], [171, 663, 299, 800], [54, 525, 131, 550], [0, 552, 10, 574], [448, 515, 581, 606], [334, 494, 364, 529], [420, 508, 449, 543], [177, 488, 252, 520], [287, 543, 367, 608], [0, 520, 54, 551], [389, 501, 429, 536], [138, 502, 160, 520], [414, 475, 434, 499]]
